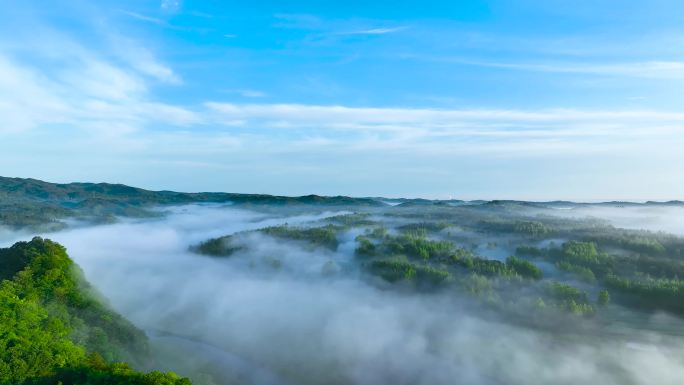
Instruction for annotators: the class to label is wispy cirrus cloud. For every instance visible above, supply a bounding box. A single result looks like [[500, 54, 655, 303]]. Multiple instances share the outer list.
[[120, 10, 166, 26], [273, 13, 407, 38], [0, 32, 195, 136], [109, 36, 181, 84], [403, 54, 684, 80], [476, 59, 684, 80], [119, 9, 210, 34], [205, 102, 684, 136], [221, 89, 267, 98], [344, 27, 407, 35]]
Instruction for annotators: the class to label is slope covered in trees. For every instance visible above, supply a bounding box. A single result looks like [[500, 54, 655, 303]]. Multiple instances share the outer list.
[[0, 237, 192, 385], [0, 176, 381, 230]]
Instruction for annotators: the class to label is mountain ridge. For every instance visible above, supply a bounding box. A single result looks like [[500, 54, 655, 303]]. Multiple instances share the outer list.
[[1, 176, 683, 231]]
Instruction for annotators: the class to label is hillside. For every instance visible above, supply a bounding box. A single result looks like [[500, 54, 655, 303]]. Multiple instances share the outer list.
[[0, 176, 381, 230], [2, 176, 682, 232], [0, 237, 192, 385]]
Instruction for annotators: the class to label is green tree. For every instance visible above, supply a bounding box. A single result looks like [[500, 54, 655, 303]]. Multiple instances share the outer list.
[[506, 256, 543, 280], [597, 290, 610, 306], [0, 237, 194, 385]]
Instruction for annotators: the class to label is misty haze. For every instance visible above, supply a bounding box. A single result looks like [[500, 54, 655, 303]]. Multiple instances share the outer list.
[[3, 179, 684, 384]]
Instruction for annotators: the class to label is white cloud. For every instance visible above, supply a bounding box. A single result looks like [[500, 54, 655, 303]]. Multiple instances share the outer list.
[[0, 48, 195, 136], [161, 0, 182, 13], [133, 59, 181, 84], [420, 56, 684, 80], [494, 60, 684, 79], [205, 102, 684, 137], [121, 11, 166, 26], [222, 89, 267, 98], [0, 6, 195, 137], [62, 59, 147, 101], [197, 102, 684, 163], [273, 14, 406, 37], [0, 55, 71, 133], [347, 27, 407, 35], [109, 36, 182, 84]]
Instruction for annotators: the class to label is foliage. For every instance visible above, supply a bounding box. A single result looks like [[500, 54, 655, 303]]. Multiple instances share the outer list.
[[447, 255, 513, 277], [354, 236, 376, 257], [262, 225, 339, 250], [397, 222, 452, 234], [326, 213, 375, 227], [365, 227, 388, 239], [546, 241, 614, 277], [0, 203, 70, 231], [546, 282, 588, 303], [368, 259, 452, 287], [368, 259, 416, 282], [0, 237, 193, 385], [0, 279, 84, 384], [0, 176, 381, 230], [584, 233, 667, 255], [505, 256, 543, 280], [605, 274, 684, 314], [480, 220, 553, 237], [383, 233, 454, 261], [515, 245, 543, 257], [191, 236, 241, 257], [26, 354, 191, 385], [460, 273, 495, 297], [556, 261, 596, 283], [513, 221, 553, 237], [544, 282, 595, 316]]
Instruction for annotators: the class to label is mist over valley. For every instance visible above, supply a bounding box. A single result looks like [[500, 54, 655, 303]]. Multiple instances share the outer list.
[[2, 178, 684, 384]]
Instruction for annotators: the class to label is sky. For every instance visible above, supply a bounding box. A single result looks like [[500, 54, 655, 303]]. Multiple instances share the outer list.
[[0, 0, 683, 201]]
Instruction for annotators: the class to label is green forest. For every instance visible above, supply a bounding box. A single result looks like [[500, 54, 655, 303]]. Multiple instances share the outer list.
[[192, 203, 684, 323], [0, 237, 192, 385]]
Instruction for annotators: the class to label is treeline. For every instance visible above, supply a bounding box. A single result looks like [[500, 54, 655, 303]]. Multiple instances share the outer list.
[[352, 228, 613, 317], [261, 225, 339, 250], [478, 220, 553, 238], [191, 224, 341, 257], [354, 229, 553, 303], [192, 235, 241, 257], [325, 213, 376, 227], [517, 240, 684, 316]]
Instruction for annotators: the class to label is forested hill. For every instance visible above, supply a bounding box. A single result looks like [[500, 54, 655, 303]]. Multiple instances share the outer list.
[[2, 176, 682, 231], [0, 176, 381, 230], [0, 237, 192, 384]]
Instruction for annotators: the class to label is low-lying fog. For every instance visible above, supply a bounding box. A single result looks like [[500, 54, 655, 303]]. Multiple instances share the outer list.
[[4, 204, 684, 385], [550, 205, 684, 236]]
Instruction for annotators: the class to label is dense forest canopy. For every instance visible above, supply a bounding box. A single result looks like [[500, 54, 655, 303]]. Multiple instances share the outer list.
[[0, 237, 192, 385]]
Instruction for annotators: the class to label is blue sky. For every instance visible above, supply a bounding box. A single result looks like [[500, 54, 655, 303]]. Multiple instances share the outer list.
[[1, 0, 683, 200]]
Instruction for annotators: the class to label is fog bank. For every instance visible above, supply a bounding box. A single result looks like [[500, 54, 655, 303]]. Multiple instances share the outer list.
[[6, 204, 684, 385]]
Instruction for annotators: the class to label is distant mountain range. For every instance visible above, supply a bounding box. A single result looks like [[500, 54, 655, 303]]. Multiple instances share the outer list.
[[0, 176, 682, 231]]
